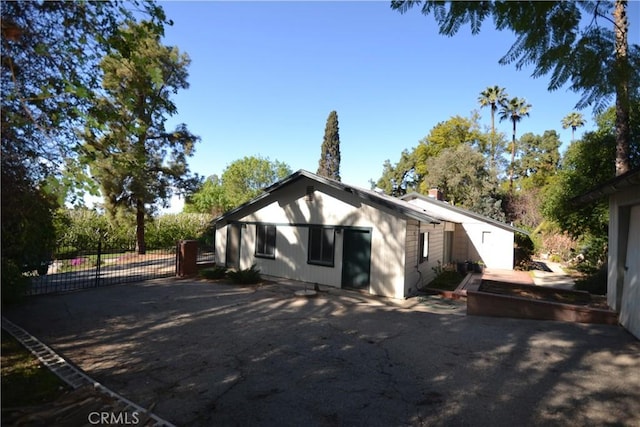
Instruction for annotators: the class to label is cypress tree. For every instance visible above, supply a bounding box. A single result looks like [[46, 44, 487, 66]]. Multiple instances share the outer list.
[[317, 110, 341, 181]]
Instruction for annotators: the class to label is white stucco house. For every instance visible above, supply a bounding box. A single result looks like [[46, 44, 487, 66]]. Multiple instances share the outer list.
[[578, 168, 640, 339], [213, 170, 520, 299], [402, 192, 519, 270]]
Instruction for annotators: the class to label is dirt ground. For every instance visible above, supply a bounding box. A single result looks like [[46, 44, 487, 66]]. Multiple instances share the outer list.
[[4, 278, 640, 427]]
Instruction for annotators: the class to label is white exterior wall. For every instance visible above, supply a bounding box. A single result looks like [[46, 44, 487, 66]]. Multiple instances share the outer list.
[[404, 220, 445, 295], [407, 198, 514, 269], [460, 222, 513, 269], [608, 186, 640, 339], [215, 177, 409, 298]]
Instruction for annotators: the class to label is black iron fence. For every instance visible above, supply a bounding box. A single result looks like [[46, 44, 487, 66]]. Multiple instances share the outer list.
[[25, 240, 215, 296]]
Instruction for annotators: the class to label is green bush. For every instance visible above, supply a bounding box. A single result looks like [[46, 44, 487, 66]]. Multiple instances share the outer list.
[[142, 213, 213, 248], [200, 266, 227, 280], [54, 210, 213, 251], [575, 263, 607, 295], [227, 264, 261, 284], [1, 259, 30, 305], [514, 232, 535, 269]]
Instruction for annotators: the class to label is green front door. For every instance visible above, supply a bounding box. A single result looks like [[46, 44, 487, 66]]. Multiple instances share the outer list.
[[341, 229, 372, 289]]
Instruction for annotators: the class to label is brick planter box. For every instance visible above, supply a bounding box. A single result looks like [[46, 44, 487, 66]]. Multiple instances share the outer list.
[[467, 280, 618, 325]]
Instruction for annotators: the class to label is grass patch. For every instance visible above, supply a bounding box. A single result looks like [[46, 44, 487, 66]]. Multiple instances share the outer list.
[[426, 270, 465, 291], [1, 331, 68, 408]]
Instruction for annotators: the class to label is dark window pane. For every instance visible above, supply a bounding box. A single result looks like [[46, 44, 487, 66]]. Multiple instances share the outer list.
[[309, 228, 321, 261], [266, 225, 276, 255], [321, 229, 334, 262], [256, 224, 276, 258]]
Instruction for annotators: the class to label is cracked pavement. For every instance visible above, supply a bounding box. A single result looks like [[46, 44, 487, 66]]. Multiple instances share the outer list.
[[4, 278, 640, 426]]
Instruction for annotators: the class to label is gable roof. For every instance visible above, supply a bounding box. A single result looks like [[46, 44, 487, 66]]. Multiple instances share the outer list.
[[401, 192, 526, 234], [213, 170, 440, 227]]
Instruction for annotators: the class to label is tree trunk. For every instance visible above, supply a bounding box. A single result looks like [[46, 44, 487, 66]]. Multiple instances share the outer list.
[[135, 199, 146, 255], [490, 105, 497, 171], [509, 120, 516, 192], [613, 0, 630, 176]]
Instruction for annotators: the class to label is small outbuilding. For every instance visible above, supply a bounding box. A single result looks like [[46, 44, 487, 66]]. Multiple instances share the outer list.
[[213, 170, 518, 299], [577, 168, 640, 339], [401, 192, 521, 271]]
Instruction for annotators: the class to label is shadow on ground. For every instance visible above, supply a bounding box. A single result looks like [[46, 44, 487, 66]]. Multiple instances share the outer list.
[[4, 278, 639, 427]]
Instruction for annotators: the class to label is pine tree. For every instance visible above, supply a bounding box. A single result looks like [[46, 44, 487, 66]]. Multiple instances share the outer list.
[[317, 111, 341, 181]]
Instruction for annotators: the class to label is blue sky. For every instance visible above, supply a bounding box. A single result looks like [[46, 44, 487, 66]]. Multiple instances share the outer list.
[[158, 0, 639, 209]]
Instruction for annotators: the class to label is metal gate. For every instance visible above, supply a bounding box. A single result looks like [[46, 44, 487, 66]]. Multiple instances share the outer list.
[[26, 240, 178, 295]]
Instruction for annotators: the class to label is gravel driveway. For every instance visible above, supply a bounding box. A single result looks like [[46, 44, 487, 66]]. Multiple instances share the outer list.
[[4, 278, 639, 427]]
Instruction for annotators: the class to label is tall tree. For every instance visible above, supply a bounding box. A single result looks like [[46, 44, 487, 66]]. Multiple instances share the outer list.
[[414, 114, 486, 190], [516, 130, 561, 190], [390, 0, 640, 176], [219, 156, 292, 210], [185, 156, 292, 215], [1, 1, 166, 298], [562, 112, 586, 141], [499, 97, 532, 192], [82, 21, 200, 254], [423, 144, 505, 221], [317, 110, 341, 181], [373, 149, 417, 196], [478, 86, 509, 170]]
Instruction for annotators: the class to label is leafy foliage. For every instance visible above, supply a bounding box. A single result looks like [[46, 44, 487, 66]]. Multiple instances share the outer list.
[[478, 86, 510, 171], [200, 266, 228, 280], [184, 175, 227, 216], [543, 104, 639, 267], [423, 144, 497, 213], [516, 130, 561, 190], [82, 20, 200, 254], [391, 1, 639, 111], [185, 156, 292, 214], [575, 264, 608, 295], [561, 112, 586, 141], [317, 110, 342, 181], [390, 1, 639, 175], [414, 114, 486, 187], [372, 149, 417, 196], [227, 264, 262, 285], [54, 209, 212, 252], [145, 213, 213, 248]]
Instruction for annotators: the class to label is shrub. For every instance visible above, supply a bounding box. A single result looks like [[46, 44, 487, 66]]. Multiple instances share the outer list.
[[227, 264, 261, 284], [514, 232, 535, 269], [575, 263, 607, 295], [145, 213, 213, 248], [1, 258, 29, 305], [200, 266, 227, 280]]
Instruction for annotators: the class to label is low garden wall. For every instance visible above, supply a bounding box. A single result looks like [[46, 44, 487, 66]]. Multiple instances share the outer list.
[[467, 280, 618, 325]]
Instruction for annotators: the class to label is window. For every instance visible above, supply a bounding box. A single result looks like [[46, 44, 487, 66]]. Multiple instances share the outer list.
[[255, 224, 276, 258], [419, 232, 429, 263], [308, 227, 335, 266]]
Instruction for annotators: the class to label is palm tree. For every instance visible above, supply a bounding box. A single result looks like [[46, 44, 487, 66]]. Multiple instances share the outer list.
[[561, 112, 586, 141], [478, 86, 509, 172], [499, 97, 532, 192], [478, 86, 509, 134]]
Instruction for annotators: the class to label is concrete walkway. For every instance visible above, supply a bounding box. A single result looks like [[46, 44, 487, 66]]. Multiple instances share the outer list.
[[530, 261, 576, 290]]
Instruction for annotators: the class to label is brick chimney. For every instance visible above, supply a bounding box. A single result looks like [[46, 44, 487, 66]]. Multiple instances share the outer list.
[[428, 188, 444, 201]]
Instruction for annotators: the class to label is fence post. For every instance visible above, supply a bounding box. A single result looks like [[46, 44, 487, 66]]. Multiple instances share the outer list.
[[95, 238, 102, 287], [176, 240, 198, 277]]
